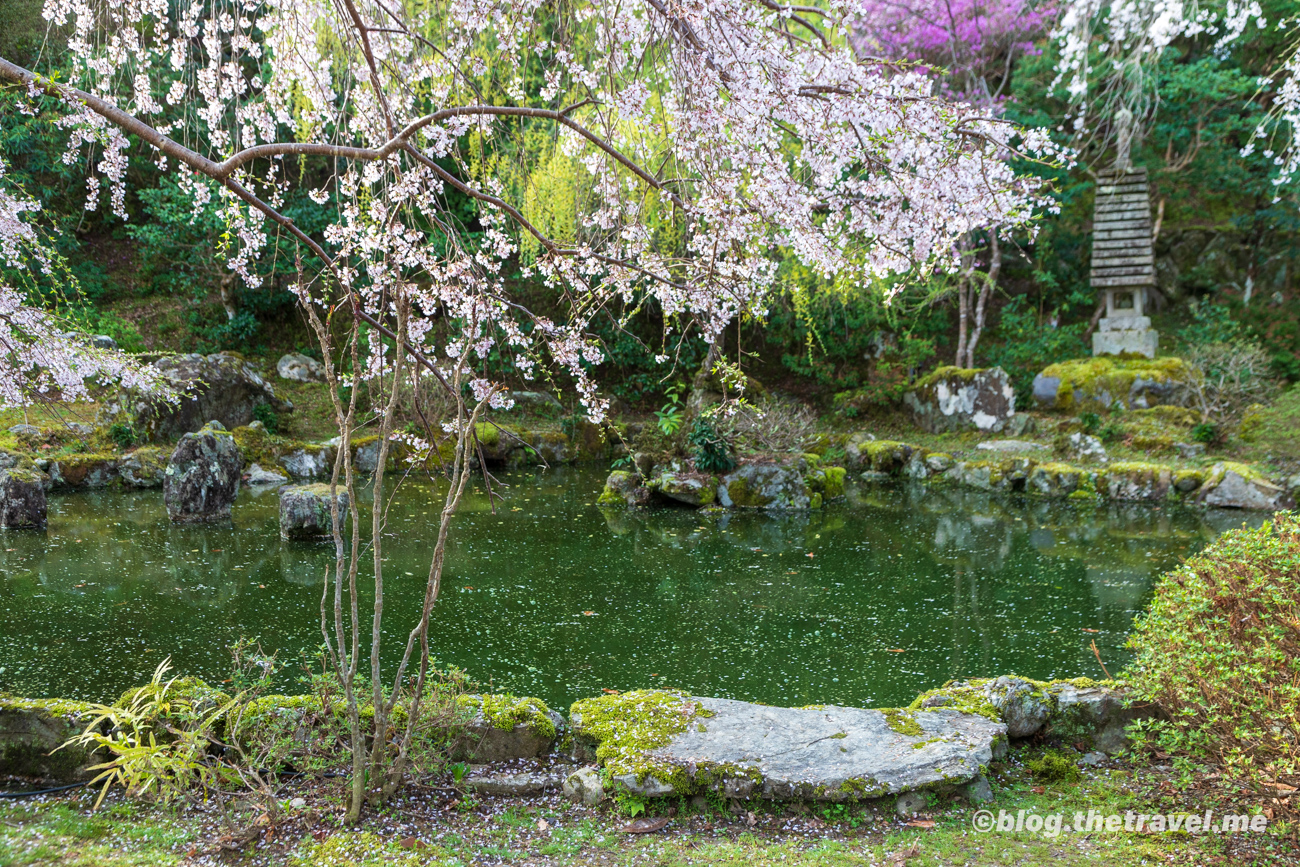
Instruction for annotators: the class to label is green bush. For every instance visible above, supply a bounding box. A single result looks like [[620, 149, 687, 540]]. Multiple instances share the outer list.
[[1026, 750, 1082, 783], [687, 417, 735, 473], [251, 403, 280, 435], [108, 422, 137, 449], [1125, 515, 1300, 783]]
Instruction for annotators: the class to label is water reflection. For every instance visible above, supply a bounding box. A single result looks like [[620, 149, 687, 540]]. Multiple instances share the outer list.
[[0, 468, 1260, 710]]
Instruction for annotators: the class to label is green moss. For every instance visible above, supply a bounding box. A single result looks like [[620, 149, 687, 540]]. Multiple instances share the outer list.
[[461, 694, 557, 740], [289, 831, 454, 867], [1129, 405, 1200, 428], [880, 707, 924, 737], [727, 476, 773, 508], [230, 425, 286, 466], [570, 689, 719, 793], [1037, 356, 1194, 412], [473, 422, 501, 448], [1026, 750, 1082, 783], [812, 466, 847, 499], [1, 694, 98, 718], [125, 446, 167, 472], [863, 441, 911, 474], [907, 683, 1001, 723], [913, 366, 983, 389], [1218, 460, 1270, 483], [51, 453, 118, 487]]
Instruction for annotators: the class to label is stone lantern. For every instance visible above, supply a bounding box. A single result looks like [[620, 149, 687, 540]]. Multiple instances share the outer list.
[[1090, 110, 1159, 358], [1090, 166, 1159, 357]]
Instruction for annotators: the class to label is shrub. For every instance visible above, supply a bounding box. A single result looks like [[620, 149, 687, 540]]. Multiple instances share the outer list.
[[1026, 750, 1082, 783], [109, 422, 136, 449], [1176, 338, 1279, 424], [687, 417, 735, 473], [1191, 422, 1218, 444], [251, 403, 280, 434], [1125, 515, 1300, 784], [727, 396, 818, 454]]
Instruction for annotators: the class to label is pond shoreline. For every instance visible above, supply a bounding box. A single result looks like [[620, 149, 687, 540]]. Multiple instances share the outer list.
[[1, 673, 1137, 807]]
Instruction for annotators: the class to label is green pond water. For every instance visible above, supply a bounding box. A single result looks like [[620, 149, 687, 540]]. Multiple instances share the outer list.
[[0, 467, 1261, 710]]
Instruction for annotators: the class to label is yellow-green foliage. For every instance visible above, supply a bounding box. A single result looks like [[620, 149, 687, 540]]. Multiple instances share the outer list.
[[1038, 356, 1193, 412], [520, 149, 584, 262], [115, 676, 230, 716], [1125, 515, 1300, 781]]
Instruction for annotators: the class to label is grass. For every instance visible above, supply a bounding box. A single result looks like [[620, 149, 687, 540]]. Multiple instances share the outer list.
[[1239, 384, 1300, 467], [0, 801, 195, 866], [2, 750, 1294, 866]]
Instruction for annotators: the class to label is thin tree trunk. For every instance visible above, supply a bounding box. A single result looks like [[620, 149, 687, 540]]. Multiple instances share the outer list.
[[955, 282, 970, 368], [219, 272, 238, 321], [965, 233, 1000, 368]]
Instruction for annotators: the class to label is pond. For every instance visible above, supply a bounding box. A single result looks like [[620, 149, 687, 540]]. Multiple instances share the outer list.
[[0, 467, 1261, 710]]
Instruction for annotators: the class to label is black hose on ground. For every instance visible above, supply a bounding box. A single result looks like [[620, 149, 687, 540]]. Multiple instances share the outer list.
[[0, 780, 90, 799]]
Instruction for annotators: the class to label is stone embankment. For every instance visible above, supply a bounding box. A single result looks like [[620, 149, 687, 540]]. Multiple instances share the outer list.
[[1, 675, 1144, 817], [0, 419, 626, 496], [840, 435, 1290, 511]]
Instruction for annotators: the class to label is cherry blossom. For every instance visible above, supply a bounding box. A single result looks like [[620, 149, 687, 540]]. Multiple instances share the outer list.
[[0, 163, 174, 407]]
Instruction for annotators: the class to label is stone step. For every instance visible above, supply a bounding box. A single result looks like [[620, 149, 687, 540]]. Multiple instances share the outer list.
[[571, 692, 1006, 801]]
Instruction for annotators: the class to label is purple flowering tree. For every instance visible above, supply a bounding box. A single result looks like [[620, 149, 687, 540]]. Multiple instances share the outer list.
[[856, 0, 1060, 367]]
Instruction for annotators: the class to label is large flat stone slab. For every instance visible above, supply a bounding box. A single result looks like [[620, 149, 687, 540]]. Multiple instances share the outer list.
[[570, 690, 1005, 801]]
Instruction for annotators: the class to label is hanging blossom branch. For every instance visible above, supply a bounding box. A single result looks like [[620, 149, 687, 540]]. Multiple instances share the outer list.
[[4, 0, 1061, 421], [1050, 0, 1265, 152], [0, 159, 174, 408]]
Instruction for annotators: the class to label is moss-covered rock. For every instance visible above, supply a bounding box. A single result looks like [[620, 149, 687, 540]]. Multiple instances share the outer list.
[[49, 453, 119, 489], [718, 458, 811, 509], [164, 424, 242, 523], [598, 470, 649, 507], [0, 695, 102, 780], [230, 424, 283, 467], [0, 467, 47, 529], [1027, 462, 1084, 498], [453, 694, 563, 762], [1200, 461, 1290, 510], [279, 484, 349, 540], [569, 689, 719, 795], [649, 471, 718, 507], [1103, 461, 1172, 502], [1033, 356, 1194, 413], [119, 446, 168, 488], [903, 367, 1015, 433], [808, 466, 847, 500]]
